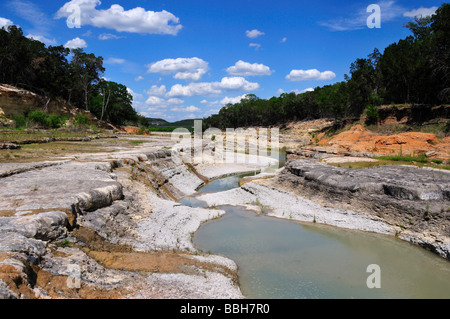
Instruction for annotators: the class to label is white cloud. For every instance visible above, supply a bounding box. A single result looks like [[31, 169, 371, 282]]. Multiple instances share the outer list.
[[98, 33, 123, 40], [105, 57, 126, 64], [246, 29, 265, 38], [0, 17, 14, 29], [200, 100, 220, 107], [56, 0, 182, 35], [404, 7, 438, 18], [127, 87, 143, 101], [167, 82, 221, 97], [147, 57, 209, 81], [146, 95, 185, 107], [286, 69, 336, 82], [226, 60, 274, 76], [219, 77, 259, 91], [167, 98, 184, 105], [64, 37, 87, 49], [292, 88, 314, 94], [135, 76, 144, 82], [146, 96, 168, 106], [26, 33, 57, 46], [146, 85, 167, 96], [249, 43, 261, 50], [171, 105, 200, 112], [166, 77, 259, 97], [220, 94, 248, 105], [281, 37, 287, 43]]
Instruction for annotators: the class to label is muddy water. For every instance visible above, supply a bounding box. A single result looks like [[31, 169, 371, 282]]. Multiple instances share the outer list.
[[180, 159, 450, 299], [193, 206, 450, 299]]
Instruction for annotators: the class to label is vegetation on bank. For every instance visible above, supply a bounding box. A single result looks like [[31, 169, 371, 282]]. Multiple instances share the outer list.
[[0, 26, 145, 127], [203, 3, 450, 130], [12, 110, 91, 130]]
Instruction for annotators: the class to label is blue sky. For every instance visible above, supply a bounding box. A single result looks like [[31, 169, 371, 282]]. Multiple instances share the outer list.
[[0, 0, 444, 121]]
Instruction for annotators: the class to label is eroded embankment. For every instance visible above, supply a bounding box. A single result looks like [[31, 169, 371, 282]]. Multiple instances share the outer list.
[[195, 157, 450, 260], [1, 140, 449, 299], [276, 159, 450, 259], [0, 148, 247, 299]]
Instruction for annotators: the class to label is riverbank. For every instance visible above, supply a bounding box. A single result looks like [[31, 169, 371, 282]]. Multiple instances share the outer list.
[[0, 135, 251, 299], [0, 133, 448, 299]]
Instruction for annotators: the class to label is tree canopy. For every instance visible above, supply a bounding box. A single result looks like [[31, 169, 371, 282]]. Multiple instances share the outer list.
[[0, 25, 138, 127], [203, 3, 450, 130]]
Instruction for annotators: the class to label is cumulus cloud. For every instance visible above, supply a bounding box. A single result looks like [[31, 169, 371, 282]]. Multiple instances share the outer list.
[[145, 96, 167, 106], [220, 94, 249, 105], [126, 87, 143, 101], [0, 17, 14, 29], [64, 37, 87, 49], [226, 60, 274, 76], [146, 85, 167, 96], [135, 76, 144, 82], [56, 0, 182, 35], [246, 29, 265, 38], [219, 77, 259, 91], [249, 43, 261, 50], [147, 57, 209, 81], [26, 34, 57, 45], [286, 69, 336, 82], [167, 82, 221, 97], [166, 77, 259, 97], [145, 95, 185, 107], [171, 105, 200, 112], [404, 7, 438, 18]]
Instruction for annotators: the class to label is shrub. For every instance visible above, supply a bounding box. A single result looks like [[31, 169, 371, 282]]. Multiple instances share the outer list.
[[46, 113, 65, 129], [13, 114, 26, 128], [28, 110, 48, 126], [75, 113, 90, 126], [365, 104, 379, 125]]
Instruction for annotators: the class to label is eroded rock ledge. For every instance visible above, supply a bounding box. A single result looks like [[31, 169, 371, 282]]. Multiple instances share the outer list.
[[0, 150, 243, 299], [277, 159, 450, 259]]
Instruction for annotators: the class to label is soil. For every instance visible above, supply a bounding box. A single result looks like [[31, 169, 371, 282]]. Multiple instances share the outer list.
[[314, 124, 449, 161]]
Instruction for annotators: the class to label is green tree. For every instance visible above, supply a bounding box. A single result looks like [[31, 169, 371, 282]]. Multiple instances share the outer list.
[[70, 48, 105, 111]]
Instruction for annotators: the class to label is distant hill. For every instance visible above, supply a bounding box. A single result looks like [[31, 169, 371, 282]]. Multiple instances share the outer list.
[[146, 118, 170, 126], [145, 118, 200, 130]]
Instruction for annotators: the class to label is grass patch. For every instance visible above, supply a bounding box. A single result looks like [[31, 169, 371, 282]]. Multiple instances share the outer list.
[[0, 129, 93, 144], [374, 154, 428, 163], [128, 140, 148, 146], [328, 159, 450, 171]]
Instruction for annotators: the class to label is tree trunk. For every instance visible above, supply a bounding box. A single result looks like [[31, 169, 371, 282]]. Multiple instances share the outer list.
[[84, 86, 89, 111]]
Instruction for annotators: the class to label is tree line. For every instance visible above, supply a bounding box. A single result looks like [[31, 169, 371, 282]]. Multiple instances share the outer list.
[[203, 3, 450, 130], [0, 25, 141, 127]]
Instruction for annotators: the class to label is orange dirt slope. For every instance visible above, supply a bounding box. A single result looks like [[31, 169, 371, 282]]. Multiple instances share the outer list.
[[317, 124, 450, 160]]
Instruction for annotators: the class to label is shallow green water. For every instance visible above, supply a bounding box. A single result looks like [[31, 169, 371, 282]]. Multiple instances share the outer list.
[[181, 165, 450, 299], [193, 206, 450, 299]]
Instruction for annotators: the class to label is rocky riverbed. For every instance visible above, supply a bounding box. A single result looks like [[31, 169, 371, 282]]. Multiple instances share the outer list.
[[0, 134, 449, 299]]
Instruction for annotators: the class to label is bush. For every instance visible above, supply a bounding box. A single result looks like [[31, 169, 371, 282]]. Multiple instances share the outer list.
[[365, 104, 379, 125], [75, 113, 90, 126], [13, 114, 26, 128], [46, 114, 65, 129], [28, 110, 48, 127]]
